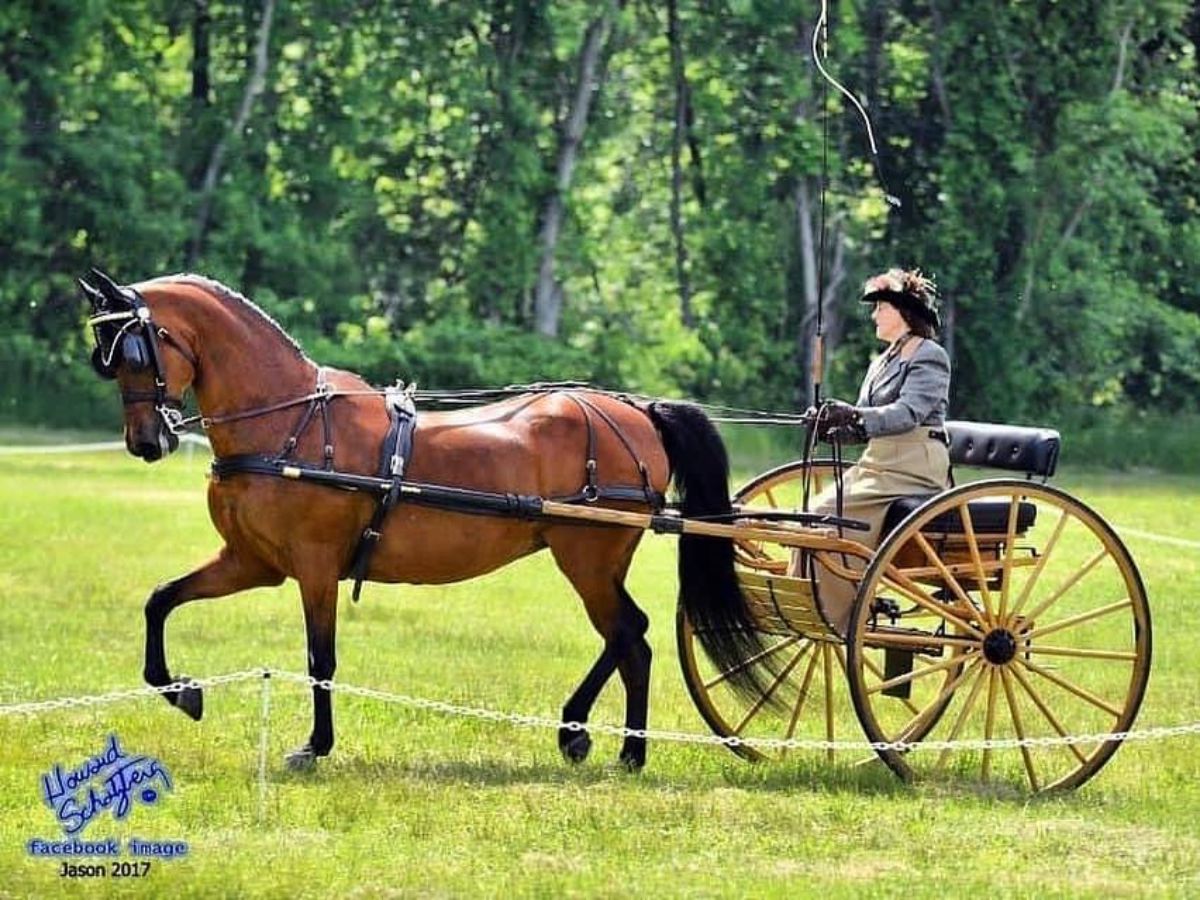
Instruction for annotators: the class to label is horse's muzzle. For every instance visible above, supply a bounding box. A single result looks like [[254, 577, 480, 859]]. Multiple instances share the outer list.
[[132, 440, 163, 462], [129, 426, 177, 462]]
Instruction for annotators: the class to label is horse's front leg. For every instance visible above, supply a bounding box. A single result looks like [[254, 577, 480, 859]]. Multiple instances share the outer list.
[[144, 547, 284, 719], [284, 572, 340, 771]]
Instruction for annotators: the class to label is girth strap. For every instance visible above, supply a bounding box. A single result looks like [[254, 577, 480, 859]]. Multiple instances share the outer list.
[[346, 385, 417, 602]]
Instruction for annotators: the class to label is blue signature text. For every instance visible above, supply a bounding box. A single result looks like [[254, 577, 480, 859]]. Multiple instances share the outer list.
[[40, 734, 172, 836]]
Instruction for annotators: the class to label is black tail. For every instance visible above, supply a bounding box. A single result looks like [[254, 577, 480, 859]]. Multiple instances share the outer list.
[[646, 400, 774, 701]]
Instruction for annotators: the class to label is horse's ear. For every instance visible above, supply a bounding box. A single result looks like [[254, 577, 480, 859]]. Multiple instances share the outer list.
[[89, 267, 127, 304], [78, 277, 106, 311]]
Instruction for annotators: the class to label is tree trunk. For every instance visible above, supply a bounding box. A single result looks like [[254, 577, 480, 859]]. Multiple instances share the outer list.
[[191, 0, 211, 105], [533, 3, 615, 337], [667, 0, 694, 327], [187, 0, 276, 267], [927, 0, 953, 124]]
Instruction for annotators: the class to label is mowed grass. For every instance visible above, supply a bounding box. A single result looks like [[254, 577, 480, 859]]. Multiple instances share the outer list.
[[0, 447, 1198, 898]]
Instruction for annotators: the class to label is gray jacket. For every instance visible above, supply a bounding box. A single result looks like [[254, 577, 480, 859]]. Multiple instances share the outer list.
[[855, 338, 950, 437]]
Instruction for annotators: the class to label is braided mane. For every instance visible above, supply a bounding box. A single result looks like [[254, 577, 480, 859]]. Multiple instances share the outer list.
[[153, 273, 311, 362]]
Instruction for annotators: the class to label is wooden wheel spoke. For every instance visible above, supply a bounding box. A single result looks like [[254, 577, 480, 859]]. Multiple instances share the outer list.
[[981, 668, 1000, 782], [1009, 661, 1089, 765], [890, 653, 980, 744], [999, 495, 1022, 620], [1022, 549, 1109, 624], [733, 644, 810, 735], [1023, 598, 1133, 642], [934, 658, 989, 771], [859, 649, 922, 715], [779, 643, 823, 757], [867, 650, 971, 697], [823, 644, 836, 761], [879, 570, 986, 638], [912, 532, 976, 610], [1017, 657, 1123, 719], [1025, 644, 1137, 663], [762, 487, 780, 509], [735, 537, 767, 560], [1010, 510, 1070, 619], [958, 502, 998, 627], [703, 636, 800, 689], [1000, 668, 1039, 791], [866, 630, 979, 652]]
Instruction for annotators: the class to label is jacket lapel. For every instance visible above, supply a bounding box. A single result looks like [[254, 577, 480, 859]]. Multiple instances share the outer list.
[[868, 357, 906, 402]]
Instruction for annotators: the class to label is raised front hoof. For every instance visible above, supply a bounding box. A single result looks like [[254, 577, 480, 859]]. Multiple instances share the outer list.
[[173, 678, 204, 721], [559, 729, 592, 764], [618, 741, 647, 772], [284, 744, 319, 772], [155, 676, 204, 721]]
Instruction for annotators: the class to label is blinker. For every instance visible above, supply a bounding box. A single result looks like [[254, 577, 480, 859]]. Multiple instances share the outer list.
[[90, 331, 152, 379], [121, 332, 152, 371]]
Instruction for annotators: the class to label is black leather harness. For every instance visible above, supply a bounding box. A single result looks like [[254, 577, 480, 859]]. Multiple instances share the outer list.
[[346, 385, 417, 601], [210, 389, 666, 600]]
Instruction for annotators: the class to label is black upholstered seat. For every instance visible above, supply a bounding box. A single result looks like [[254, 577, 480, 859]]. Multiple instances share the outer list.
[[883, 494, 1037, 537], [945, 421, 1060, 478]]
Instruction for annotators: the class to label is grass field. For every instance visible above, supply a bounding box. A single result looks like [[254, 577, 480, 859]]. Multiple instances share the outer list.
[[1, 444, 1198, 898]]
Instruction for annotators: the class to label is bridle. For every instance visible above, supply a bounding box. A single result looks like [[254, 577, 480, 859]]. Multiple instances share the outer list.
[[87, 287, 199, 437], [83, 272, 347, 444]]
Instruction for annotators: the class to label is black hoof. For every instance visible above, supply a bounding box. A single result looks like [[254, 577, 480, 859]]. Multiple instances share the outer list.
[[619, 742, 646, 771], [284, 745, 317, 771], [559, 729, 592, 764], [157, 675, 203, 721], [173, 678, 204, 721]]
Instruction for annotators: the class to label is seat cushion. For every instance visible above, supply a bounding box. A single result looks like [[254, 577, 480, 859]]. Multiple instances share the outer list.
[[884, 495, 1037, 537]]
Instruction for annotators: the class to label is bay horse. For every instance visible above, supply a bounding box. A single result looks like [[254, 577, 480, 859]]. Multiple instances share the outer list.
[[80, 270, 767, 770]]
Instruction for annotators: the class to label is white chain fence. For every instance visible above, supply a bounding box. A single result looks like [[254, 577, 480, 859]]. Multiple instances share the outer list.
[[2, 668, 1199, 754]]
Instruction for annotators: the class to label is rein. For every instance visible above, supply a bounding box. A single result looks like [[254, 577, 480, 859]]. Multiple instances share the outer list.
[[177, 381, 816, 434], [180, 384, 335, 432]]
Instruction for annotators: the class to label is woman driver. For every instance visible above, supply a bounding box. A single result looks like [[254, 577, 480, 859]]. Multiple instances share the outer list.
[[797, 268, 951, 635]]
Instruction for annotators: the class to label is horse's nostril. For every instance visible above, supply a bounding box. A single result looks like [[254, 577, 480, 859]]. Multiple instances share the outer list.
[[136, 441, 162, 462]]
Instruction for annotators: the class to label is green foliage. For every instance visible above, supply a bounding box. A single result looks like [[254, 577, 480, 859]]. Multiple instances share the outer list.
[[305, 315, 599, 390], [1, 0, 1199, 467], [0, 335, 121, 429], [1059, 409, 1200, 473]]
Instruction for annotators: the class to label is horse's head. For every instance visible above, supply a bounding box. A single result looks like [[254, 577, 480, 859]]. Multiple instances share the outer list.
[[80, 269, 199, 462]]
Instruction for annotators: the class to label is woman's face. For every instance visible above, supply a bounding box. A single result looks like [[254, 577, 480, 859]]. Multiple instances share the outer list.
[[872, 301, 908, 343]]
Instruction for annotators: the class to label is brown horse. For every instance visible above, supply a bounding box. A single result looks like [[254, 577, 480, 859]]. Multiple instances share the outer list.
[[80, 270, 767, 769]]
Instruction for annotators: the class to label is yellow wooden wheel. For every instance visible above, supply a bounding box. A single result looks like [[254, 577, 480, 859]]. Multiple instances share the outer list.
[[846, 479, 1152, 792], [676, 460, 862, 763]]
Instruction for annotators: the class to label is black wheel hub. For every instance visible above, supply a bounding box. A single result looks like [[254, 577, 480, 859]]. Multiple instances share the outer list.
[[982, 628, 1018, 665]]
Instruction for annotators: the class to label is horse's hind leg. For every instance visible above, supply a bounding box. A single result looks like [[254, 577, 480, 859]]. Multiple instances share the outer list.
[[612, 583, 652, 769], [144, 547, 283, 719], [284, 567, 340, 771], [547, 528, 652, 770]]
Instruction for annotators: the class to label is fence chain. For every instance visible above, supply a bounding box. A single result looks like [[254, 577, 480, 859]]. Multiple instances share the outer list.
[[4, 668, 1199, 754], [0, 669, 266, 716]]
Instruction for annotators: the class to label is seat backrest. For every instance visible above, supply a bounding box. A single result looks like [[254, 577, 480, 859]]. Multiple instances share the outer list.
[[945, 420, 1060, 478]]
